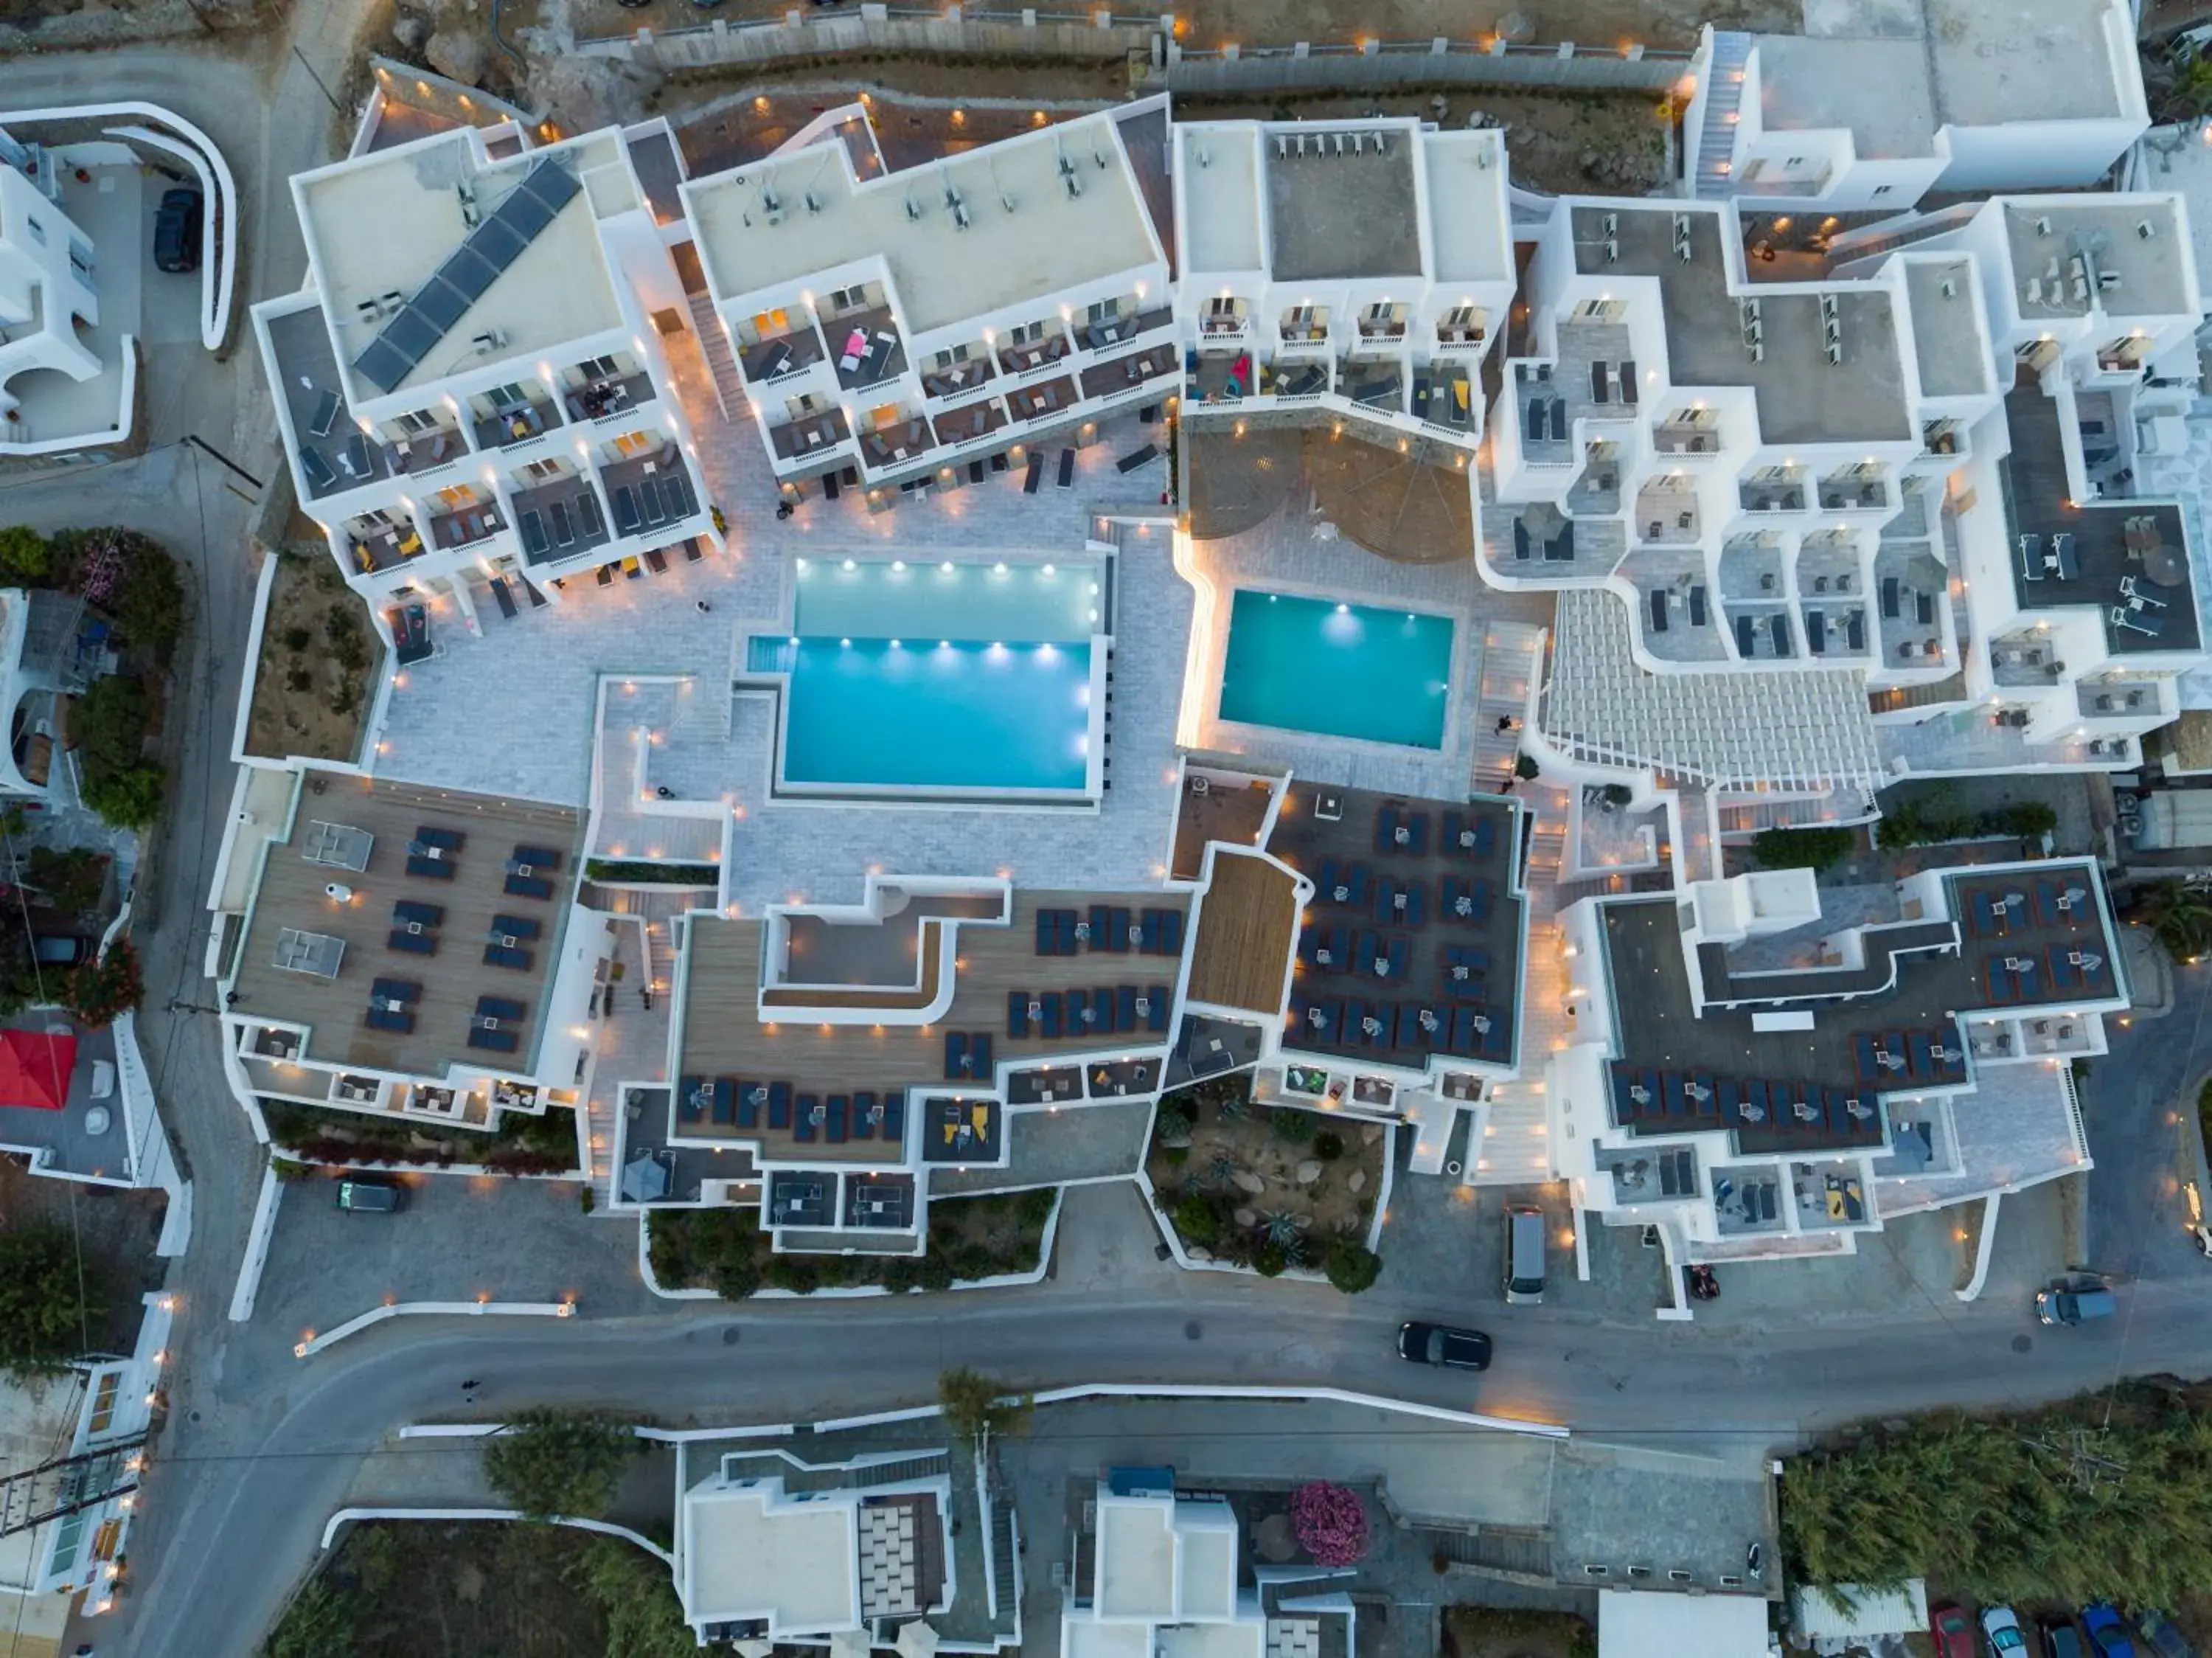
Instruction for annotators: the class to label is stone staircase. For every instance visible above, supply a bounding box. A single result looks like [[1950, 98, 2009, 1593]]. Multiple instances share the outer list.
[[1691, 32, 1752, 200], [686, 291, 746, 421], [1472, 620, 1544, 795]]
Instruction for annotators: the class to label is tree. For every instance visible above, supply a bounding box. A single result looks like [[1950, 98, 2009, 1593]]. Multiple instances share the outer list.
[[1290, 1480, 1370, 1566], [938, 1367, 1032, 1446], [261, 1576, 357, 1658], [1750, 825, 1856, 874], [0, 526, 49, 585], [1324, 1238, 1381, 1294], [63, 937, 141, 1027], [566, 1536, 698, 1658], [82, 765, 164, 832], [0, 1220, 102, 1376], [24, 847, 108, 919], [481, 1409, 636, 1519], [2137, 881, 2212, 961]]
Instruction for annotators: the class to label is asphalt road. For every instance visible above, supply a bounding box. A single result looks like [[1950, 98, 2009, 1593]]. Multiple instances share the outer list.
[[117, 1234, 2212, 1658], [2081, 961, 2212, 1280]]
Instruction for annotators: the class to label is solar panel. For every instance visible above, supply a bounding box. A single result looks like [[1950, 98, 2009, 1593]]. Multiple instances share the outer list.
[[354, 337, 414, 394], [470, 215, 529, 269], [383, 305, 442, 362], [439, 243, 502, 300], [519, 160, 582, 213], [492, 187, 554, 241], [349, 158, 580, 391], [412, 278, 469, 335]]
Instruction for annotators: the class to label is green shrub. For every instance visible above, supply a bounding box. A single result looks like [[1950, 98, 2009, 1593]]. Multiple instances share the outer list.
[[1162, 1145, 1190, 1166], [63, 938, 140, 1027], [82, 765, 164, 831], [1253, 1241, 1287, 1277], [1271, 1106, 1320, 1143], [0, 527, 49, 583], [282, 625, 311, 652], [0, 1218, 104, 1376], [24, 847, 108, 919], [1313, 1130, 1344, 1161], [481, 1410, 634, 1519], [1172, 1192, 1223, 1248], [1324, 1238, 1382, 1295], [917, 1252, 956, 1291], [1015, 1186, 1057, 1228], [764, 1256, 820, 1294], [1750, 825, 1855, 873]]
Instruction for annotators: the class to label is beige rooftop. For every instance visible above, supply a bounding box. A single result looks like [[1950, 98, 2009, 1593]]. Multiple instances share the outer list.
[[295, 128, 636, 403], [684, 1482, 860, 1631], [686, 111, 1161, 335]]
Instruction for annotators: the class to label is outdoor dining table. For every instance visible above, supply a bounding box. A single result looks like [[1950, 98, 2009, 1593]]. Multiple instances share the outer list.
[[2145, 536, 2189, 587]]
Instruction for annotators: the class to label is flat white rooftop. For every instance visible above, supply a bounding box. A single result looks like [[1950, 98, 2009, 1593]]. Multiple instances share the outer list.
[[1181, 128, 1264, 274], [295, 128, 633, 403], [1095, 1501, 1176, 1621], [687, 110, 1159, 334], [684, 1483, 858, 1631], [1790, 0, 2125, 134], [1754, 35, 1938, 159], [1422, 130, 1511, 285]]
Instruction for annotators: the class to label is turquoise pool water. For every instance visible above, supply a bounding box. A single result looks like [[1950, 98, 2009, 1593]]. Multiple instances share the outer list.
[[1217, 589, 1453, 749], [752, 558, 1100, 793]]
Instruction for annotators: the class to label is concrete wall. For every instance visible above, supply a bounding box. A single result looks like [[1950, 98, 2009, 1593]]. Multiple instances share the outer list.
[[1155, 41, 1687, 97], [582, 8, 1158, 72]]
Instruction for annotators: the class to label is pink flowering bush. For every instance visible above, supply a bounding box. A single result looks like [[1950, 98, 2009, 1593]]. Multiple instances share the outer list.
[[72, 533, 125, 606], [1290, 1480, 1369, 1566]]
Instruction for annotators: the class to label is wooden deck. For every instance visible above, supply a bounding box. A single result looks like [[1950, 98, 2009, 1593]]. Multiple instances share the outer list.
[[231, 776, 585, 1080], [1184, 850, 1299, 1015], [675, 890, 1191, 1162]]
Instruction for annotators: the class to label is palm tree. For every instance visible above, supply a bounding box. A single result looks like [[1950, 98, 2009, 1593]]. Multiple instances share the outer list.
[[2136, 881, 2212, 961]]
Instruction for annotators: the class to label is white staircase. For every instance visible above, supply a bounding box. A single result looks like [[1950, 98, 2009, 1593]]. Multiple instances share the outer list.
[[685, 291, 746, 420], [1691, 32, 1753, 201], [1472, 621, 1543, 795]]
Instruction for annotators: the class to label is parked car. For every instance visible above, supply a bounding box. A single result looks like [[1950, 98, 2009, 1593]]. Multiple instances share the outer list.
[[335, 1177, 405, 1214], [152, 186, 202, 274], [2081, 1606, 2138, 1658], [2135, 1613, 2194, 1658], [1931, 1602, 1976, 1658], [2036, 1274, 2117, 1325], [1983, 1608, 2031, 1654], [31, 934, 87, 967], [2039, 1615, 2087, 1658], [1396, 1322, 1492, 1371]]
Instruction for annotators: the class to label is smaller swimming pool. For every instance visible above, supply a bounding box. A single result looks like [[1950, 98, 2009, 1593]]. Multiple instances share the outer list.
[[1217, 589, 1454, 749]]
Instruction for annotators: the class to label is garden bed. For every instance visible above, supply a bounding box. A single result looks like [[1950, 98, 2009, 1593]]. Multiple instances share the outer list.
[[261, 1097, 581, 1176], [647, 1188, 1056, 1298], [246, 549, 381, 764], [1442, 1606, 1597, 1658], [1143, 1075, 1384, 1282]]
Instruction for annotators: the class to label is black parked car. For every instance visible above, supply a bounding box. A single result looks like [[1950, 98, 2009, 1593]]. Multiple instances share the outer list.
[[153, 187, 203, 274], [1397, 1321, 1492, 1371]]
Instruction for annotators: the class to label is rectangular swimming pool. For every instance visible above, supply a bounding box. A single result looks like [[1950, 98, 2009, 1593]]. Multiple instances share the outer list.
[[1217, 589, 1454, 749], [748, 558, 1105, 797]]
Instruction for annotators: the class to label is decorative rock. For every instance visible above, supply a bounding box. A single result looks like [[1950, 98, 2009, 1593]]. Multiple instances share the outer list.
[[1186, 1246, 1212, 1262], [1234, 1207, 1257, 1228], [1361, 1124, 1385, 1145], [392, 14, 431, 49], [425, 27, 485, 87], [1296, 1159, 1324, 1185], [1349, 1169, 1368, 1194], [1496, 9, 1535, 42], [1234, 1170, 1267, 1195]]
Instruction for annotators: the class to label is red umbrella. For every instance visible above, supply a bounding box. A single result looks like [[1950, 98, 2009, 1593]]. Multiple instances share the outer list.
[[0, 1030, 76, 1111]]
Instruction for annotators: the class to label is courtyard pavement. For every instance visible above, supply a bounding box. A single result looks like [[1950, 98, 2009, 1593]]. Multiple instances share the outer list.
[[375, 395, 1192, 906]]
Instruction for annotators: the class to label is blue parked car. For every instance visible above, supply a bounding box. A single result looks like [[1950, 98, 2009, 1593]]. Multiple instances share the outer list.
[[2082, 1606, 2138, 1658], [2135, 1612, 2194, 1658]]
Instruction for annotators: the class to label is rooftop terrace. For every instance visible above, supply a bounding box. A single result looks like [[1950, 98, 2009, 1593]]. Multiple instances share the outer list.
[[2004, 200, 2193, 324], [296, 128, 633, 403], [1998, 382, 2199, 654], [687, 111, 1159, 335], [230, 776, 583, 1078], [673, 890, 1187, 1161], [1599, 862, 2119, 1155], [1903, 259, 1989, 399], [1570, 205, 1911, 445], [1262, 126, 1422, 282], [1268, 783, 1523, 1071]]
